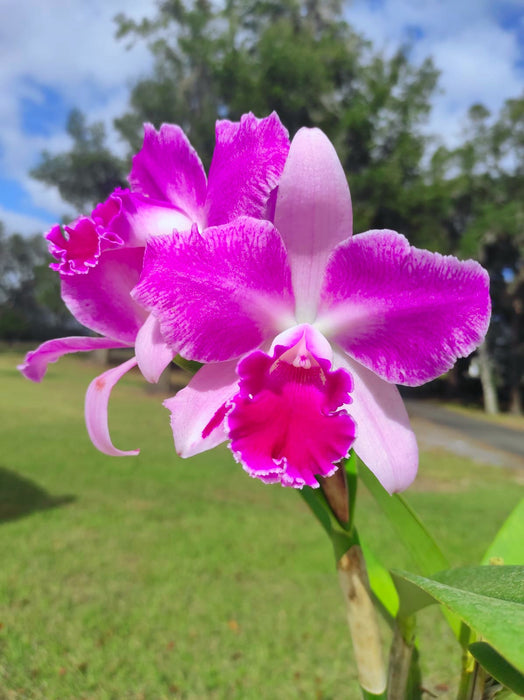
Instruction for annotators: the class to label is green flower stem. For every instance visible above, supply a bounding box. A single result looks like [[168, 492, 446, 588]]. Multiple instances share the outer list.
[[300, 477, 387, 697], [387, 614, 416, 700], [361, 689, 388, 700], [456, 626, 475, 700]]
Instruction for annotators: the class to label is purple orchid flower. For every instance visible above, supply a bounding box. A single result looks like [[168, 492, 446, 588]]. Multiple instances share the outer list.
[[19, 113, 290, 455], [134, 127, 491, 494]]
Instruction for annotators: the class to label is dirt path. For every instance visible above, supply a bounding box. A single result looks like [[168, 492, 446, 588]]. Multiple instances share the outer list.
[[404, 399, 524, 470]]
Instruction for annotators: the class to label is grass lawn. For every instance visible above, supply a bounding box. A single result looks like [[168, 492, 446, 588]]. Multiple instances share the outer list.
[[1, 352, 522, 699]]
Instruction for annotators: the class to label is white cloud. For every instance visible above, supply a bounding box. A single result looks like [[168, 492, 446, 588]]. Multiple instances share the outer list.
[[0, 0, 156, 230], [347, 0, 523, 146], [0, 203, 54, 236], [1, 0, 523, 234]]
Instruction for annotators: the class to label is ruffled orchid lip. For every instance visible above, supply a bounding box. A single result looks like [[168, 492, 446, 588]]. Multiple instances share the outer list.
[[225, 325, 356, 489], [47, 217, 123, 276]]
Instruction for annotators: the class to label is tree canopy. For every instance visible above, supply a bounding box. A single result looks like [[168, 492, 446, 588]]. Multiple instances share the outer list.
[[18, 0, 524, 412]]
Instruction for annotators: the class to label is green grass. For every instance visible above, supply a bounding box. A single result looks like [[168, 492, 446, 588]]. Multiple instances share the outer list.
[[1, 352, 522, 699]]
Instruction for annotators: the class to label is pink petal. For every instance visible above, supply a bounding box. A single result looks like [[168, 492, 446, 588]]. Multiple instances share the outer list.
[[135, 313, 173, 383], [334, 351, 418, 494], [62, 247, 149, 344], [319, 230, 491, 386], [18, 336, 129, 382], [206, 112, 290, 226], [273, 127, 352, 322], [129, 123, 207, 224], [164, 360, 239, 457], [111, 191, 193, 247], [133, 218, 295, 362], [85, 357, 140, 457], [228, 327, 356, 488]]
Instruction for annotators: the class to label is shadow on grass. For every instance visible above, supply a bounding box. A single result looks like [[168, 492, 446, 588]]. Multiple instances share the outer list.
[[0, 466, 76, 523]]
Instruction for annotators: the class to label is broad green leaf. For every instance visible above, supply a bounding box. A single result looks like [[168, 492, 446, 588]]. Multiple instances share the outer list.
[[358, 461, 461, 638], [345, 450, 359, 531], [358, 461, 449, 575], [360, 539, 399, 619], [391, 566, 524, 675], [469, 642, 524, 695], [482, 498, 524, 565]]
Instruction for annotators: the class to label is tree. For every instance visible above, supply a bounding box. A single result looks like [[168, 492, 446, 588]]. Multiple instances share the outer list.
[[30, 0, 523, 413], [114, 0, 439, 236], [428, 98, 524, 413], [0, 223, 78, 341], [31, 109, 127, 211]]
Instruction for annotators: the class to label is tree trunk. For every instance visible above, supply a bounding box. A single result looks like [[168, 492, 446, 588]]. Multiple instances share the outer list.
[[92, 347, 110, 365], [477, 340, 499, 415], [508, 291, 523, 415], [509, 382, 523, 415]]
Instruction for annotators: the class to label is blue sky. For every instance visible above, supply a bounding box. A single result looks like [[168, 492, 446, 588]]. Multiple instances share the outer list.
[[0, 0, 523, 236]]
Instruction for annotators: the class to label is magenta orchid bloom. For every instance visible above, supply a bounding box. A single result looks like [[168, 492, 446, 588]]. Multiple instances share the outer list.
[[134, 128, 491, 493], [19, 113, 290, 455]]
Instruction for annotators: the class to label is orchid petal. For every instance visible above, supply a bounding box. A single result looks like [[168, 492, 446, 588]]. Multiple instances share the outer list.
[[133, 218, 295, 362], [319, 230, 491, 386], [62, 247, 148, 344], [334, 351, 418, 494], [111, 192, 193, 247], [228, 328, 356, 488], [206, 112, 290, 226], [164, 360, 239, 457], [274, 127, 352, 323], [18, 336, 129, 382], [135, 313, 173, 383], [85, 357, 140, 457], [129, 123, 207, 224]]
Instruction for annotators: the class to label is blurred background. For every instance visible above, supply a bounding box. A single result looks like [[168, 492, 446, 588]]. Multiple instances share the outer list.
[[1, 0, 522, 413], [1, 3, 523, 698]]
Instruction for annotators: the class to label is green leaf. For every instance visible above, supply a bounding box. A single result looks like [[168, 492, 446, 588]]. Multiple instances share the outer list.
[[469, 642, 524, 695], [360, 539, 399, 619], [358, 460, 461, 638], [345, 450, 359, 530], [172, 355, 203, 375], [391, 566, 524, 675], [482, 498, 524, 566], [358, 461, 449, 575]]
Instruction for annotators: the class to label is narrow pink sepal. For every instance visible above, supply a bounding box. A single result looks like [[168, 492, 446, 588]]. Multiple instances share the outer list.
[[334, 351, 418, 494], [135, 313, 173, 383], [85, 357, 140, 457], [129, 123, 207, 224], [164, 360, 239, 457], [206, 112, 290, 226], [274, 127, 352, 322], [320, 230, 491, 386], [18, 336, 129, 382]]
